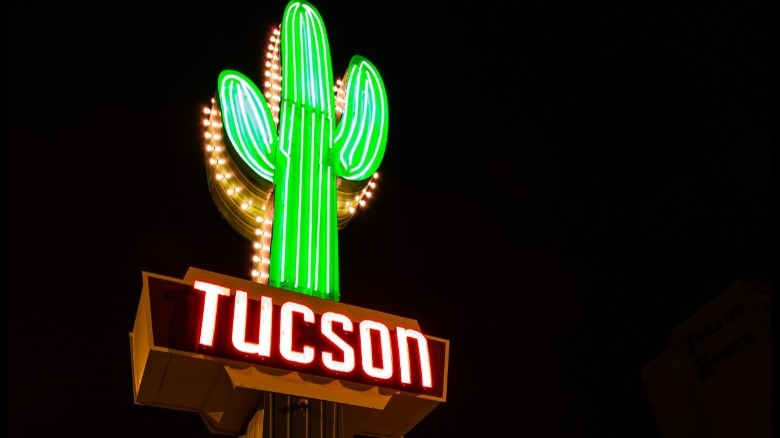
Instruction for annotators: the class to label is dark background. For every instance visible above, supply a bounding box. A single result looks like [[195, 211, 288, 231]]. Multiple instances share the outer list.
[[8, 0, 772, 437]]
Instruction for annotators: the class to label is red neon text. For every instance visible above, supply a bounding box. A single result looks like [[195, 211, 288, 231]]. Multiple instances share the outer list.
[[193, 281, 432, 388]]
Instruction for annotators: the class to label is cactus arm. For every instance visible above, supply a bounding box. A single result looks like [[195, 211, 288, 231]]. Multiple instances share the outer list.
[[204, 97, 274, 243], [218, 70, 277, 182], [334, 55, 389, 181]]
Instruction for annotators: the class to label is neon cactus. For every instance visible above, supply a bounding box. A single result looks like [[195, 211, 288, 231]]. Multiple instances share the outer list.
[[202, 0, 388, 302]]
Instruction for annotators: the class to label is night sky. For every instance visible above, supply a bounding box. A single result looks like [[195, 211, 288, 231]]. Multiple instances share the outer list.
[[8, 0, 772, 437]]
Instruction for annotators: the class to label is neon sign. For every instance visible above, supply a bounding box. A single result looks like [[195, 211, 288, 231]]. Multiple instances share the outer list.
[[139, 270, 447, 397], [192, 280, 433, 390], [202, 0, 388, 302], [130, 2, 448, 434]]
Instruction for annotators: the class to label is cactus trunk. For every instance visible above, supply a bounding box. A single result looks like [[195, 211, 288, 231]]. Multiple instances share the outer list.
[[268, 1, 339, 300]]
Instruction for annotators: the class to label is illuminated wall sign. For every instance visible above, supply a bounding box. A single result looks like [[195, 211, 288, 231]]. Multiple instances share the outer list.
[[202, 0, 388, 302]]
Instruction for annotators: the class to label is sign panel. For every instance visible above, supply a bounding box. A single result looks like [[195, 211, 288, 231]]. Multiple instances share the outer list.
[[130, 267, 449, 435], [145, 270, 447, 397], [669, 281, 772, 438]]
